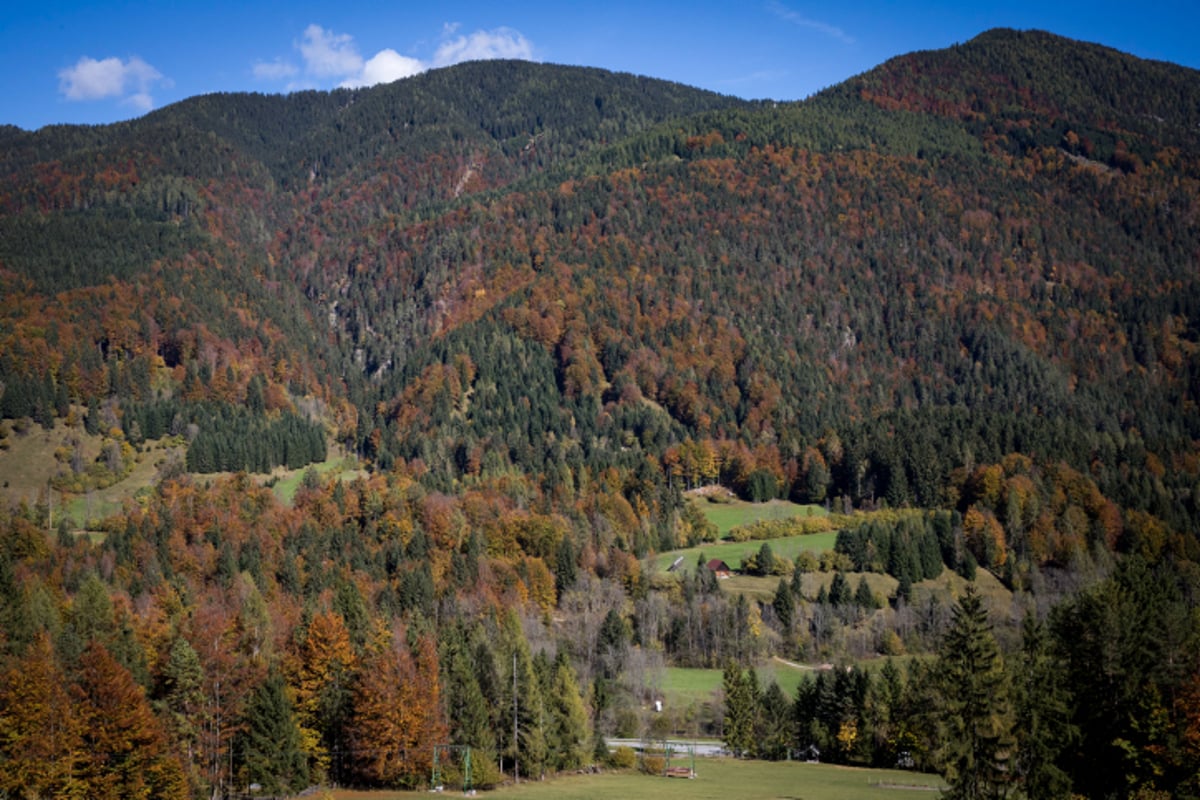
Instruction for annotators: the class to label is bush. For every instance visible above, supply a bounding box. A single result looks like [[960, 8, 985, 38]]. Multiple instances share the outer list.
[[441, 756, 503, 790], [640, 754, 666, 775], [608, 746, 637, 770]]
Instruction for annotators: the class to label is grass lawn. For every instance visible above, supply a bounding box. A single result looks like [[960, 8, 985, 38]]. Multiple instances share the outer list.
[[0, 420, 186, 531], [693, 496, 826, 537], [269, 449, 365, 505], [662, 667, 724, 704], [650, 531, 840, 575], [328, 757, 946, 800], [661, 658, 849, 705]]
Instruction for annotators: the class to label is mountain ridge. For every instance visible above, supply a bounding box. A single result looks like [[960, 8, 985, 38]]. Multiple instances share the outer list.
[[1, 27, 1197, 529], [2, 28, 1200, 798]]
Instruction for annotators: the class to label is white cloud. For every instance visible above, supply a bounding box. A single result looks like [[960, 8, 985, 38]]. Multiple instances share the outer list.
[[766, 1, 855, 45], [253, 58, 298, 80], [298, 23, 363, 78], [257, 23, 537, 91], [124, 92, 155, 112], [433, 27, 534, 67], [58, 55, 166, 108], [340, 49, 425, 89]]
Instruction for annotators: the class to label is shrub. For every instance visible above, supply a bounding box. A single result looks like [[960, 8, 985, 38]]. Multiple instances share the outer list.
[[640, 754, 666, 775], [609, 746, 637, 770]]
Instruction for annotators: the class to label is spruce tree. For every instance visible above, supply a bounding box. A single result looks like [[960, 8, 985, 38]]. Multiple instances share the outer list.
[[545, 653, 589, 771], [829, 571, 852, 607], [499, 612, 546, 781], [854, 577, 878, 610], [772, 578, 794, 632], [759, 681, 793, 760], [1013, 614, 1075, 800], [236, 668, 308, 795], [933, 585, 1015, 800], [445, 647, 496, 759], [722, 661, 755, 758]]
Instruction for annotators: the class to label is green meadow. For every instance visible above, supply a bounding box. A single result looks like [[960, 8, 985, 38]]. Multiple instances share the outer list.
[[330, 756, 946, 800]]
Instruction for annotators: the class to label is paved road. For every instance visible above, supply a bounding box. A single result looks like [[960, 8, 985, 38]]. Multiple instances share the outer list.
[[606, 738, 725, 757]]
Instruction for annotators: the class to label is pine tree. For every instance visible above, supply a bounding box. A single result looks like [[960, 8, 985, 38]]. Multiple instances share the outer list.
[[498, 612, 546, 781], [545, 653, 590, 771], [1012, 615, 1075, 800], [235, 668, 308, 795], [772, 578, 794, 632], [722, 660, 755, 758], [932, 585, 1015, 800]]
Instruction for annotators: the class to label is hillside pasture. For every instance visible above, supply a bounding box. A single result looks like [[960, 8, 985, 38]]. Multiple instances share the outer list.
[[692, 494, 827, 537], [0, 416, 354, 532], [329, 757, 946, 799], [650, 530, 840, 575], [0, 419, 185, 531]]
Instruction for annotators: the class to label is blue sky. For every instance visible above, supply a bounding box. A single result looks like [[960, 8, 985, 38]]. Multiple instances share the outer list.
[[3, 1, 1198, 131]]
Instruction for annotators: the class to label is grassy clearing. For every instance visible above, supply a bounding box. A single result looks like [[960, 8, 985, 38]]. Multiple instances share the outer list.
[[662, 667, 724, 704], [0, 420, 184, 529], [328, 757, 945, 800], [693, 496, 826, 537], [0, 417, 357, 527], [662, 658, 849, 705], [650, 531, 840, 575], [269, 450, 365, 505], [0, 422, 68, 502]]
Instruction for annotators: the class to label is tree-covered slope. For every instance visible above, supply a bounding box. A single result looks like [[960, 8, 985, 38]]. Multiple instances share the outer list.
[[1, 29, 1198, 533], [4, 29, 1200, 800]]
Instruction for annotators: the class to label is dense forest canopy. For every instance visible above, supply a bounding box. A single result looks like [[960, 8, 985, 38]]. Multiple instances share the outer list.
[[1, 28, 1199, 799]]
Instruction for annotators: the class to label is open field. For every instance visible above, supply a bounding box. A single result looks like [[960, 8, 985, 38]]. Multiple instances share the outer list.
[[649, 531, 841, 574], [268, 449, 365, 505], [0, 417, 358, 530], [328, 757, 946, 800], [692, 495, 826, 537], [662, 659, 818, 704], [0, 420, 183, 528]]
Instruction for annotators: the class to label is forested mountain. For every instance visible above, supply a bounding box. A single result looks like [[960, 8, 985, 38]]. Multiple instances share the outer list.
[[2, 28, 1199, 799]]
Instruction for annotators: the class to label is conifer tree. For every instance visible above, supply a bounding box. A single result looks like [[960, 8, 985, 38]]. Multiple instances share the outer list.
[[498, 612, 546, 781], [0, 634, 85, 798], [545, 652, 590, 771], [722, 661, 756, 758], [445, 645, 496, 758], [759, 680, 793, 760], [932, 585, 1015, 800], [854, 576, 878, 610], [235, 668, 308, 795], [156, 636, 205, 780], [829, 571, 852, 607], [772, 578, 794, 632], [1012, 614, 1075, 800]]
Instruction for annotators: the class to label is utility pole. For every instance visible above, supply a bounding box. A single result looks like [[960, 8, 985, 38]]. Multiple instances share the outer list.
[[513, 650, 519, 784]]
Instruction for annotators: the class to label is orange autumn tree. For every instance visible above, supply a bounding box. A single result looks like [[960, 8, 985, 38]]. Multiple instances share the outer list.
[[289, 609, 357, 782], [0, 634, 86, 799], [348, 631, 447, 787], [74, 640, 189, 800]]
